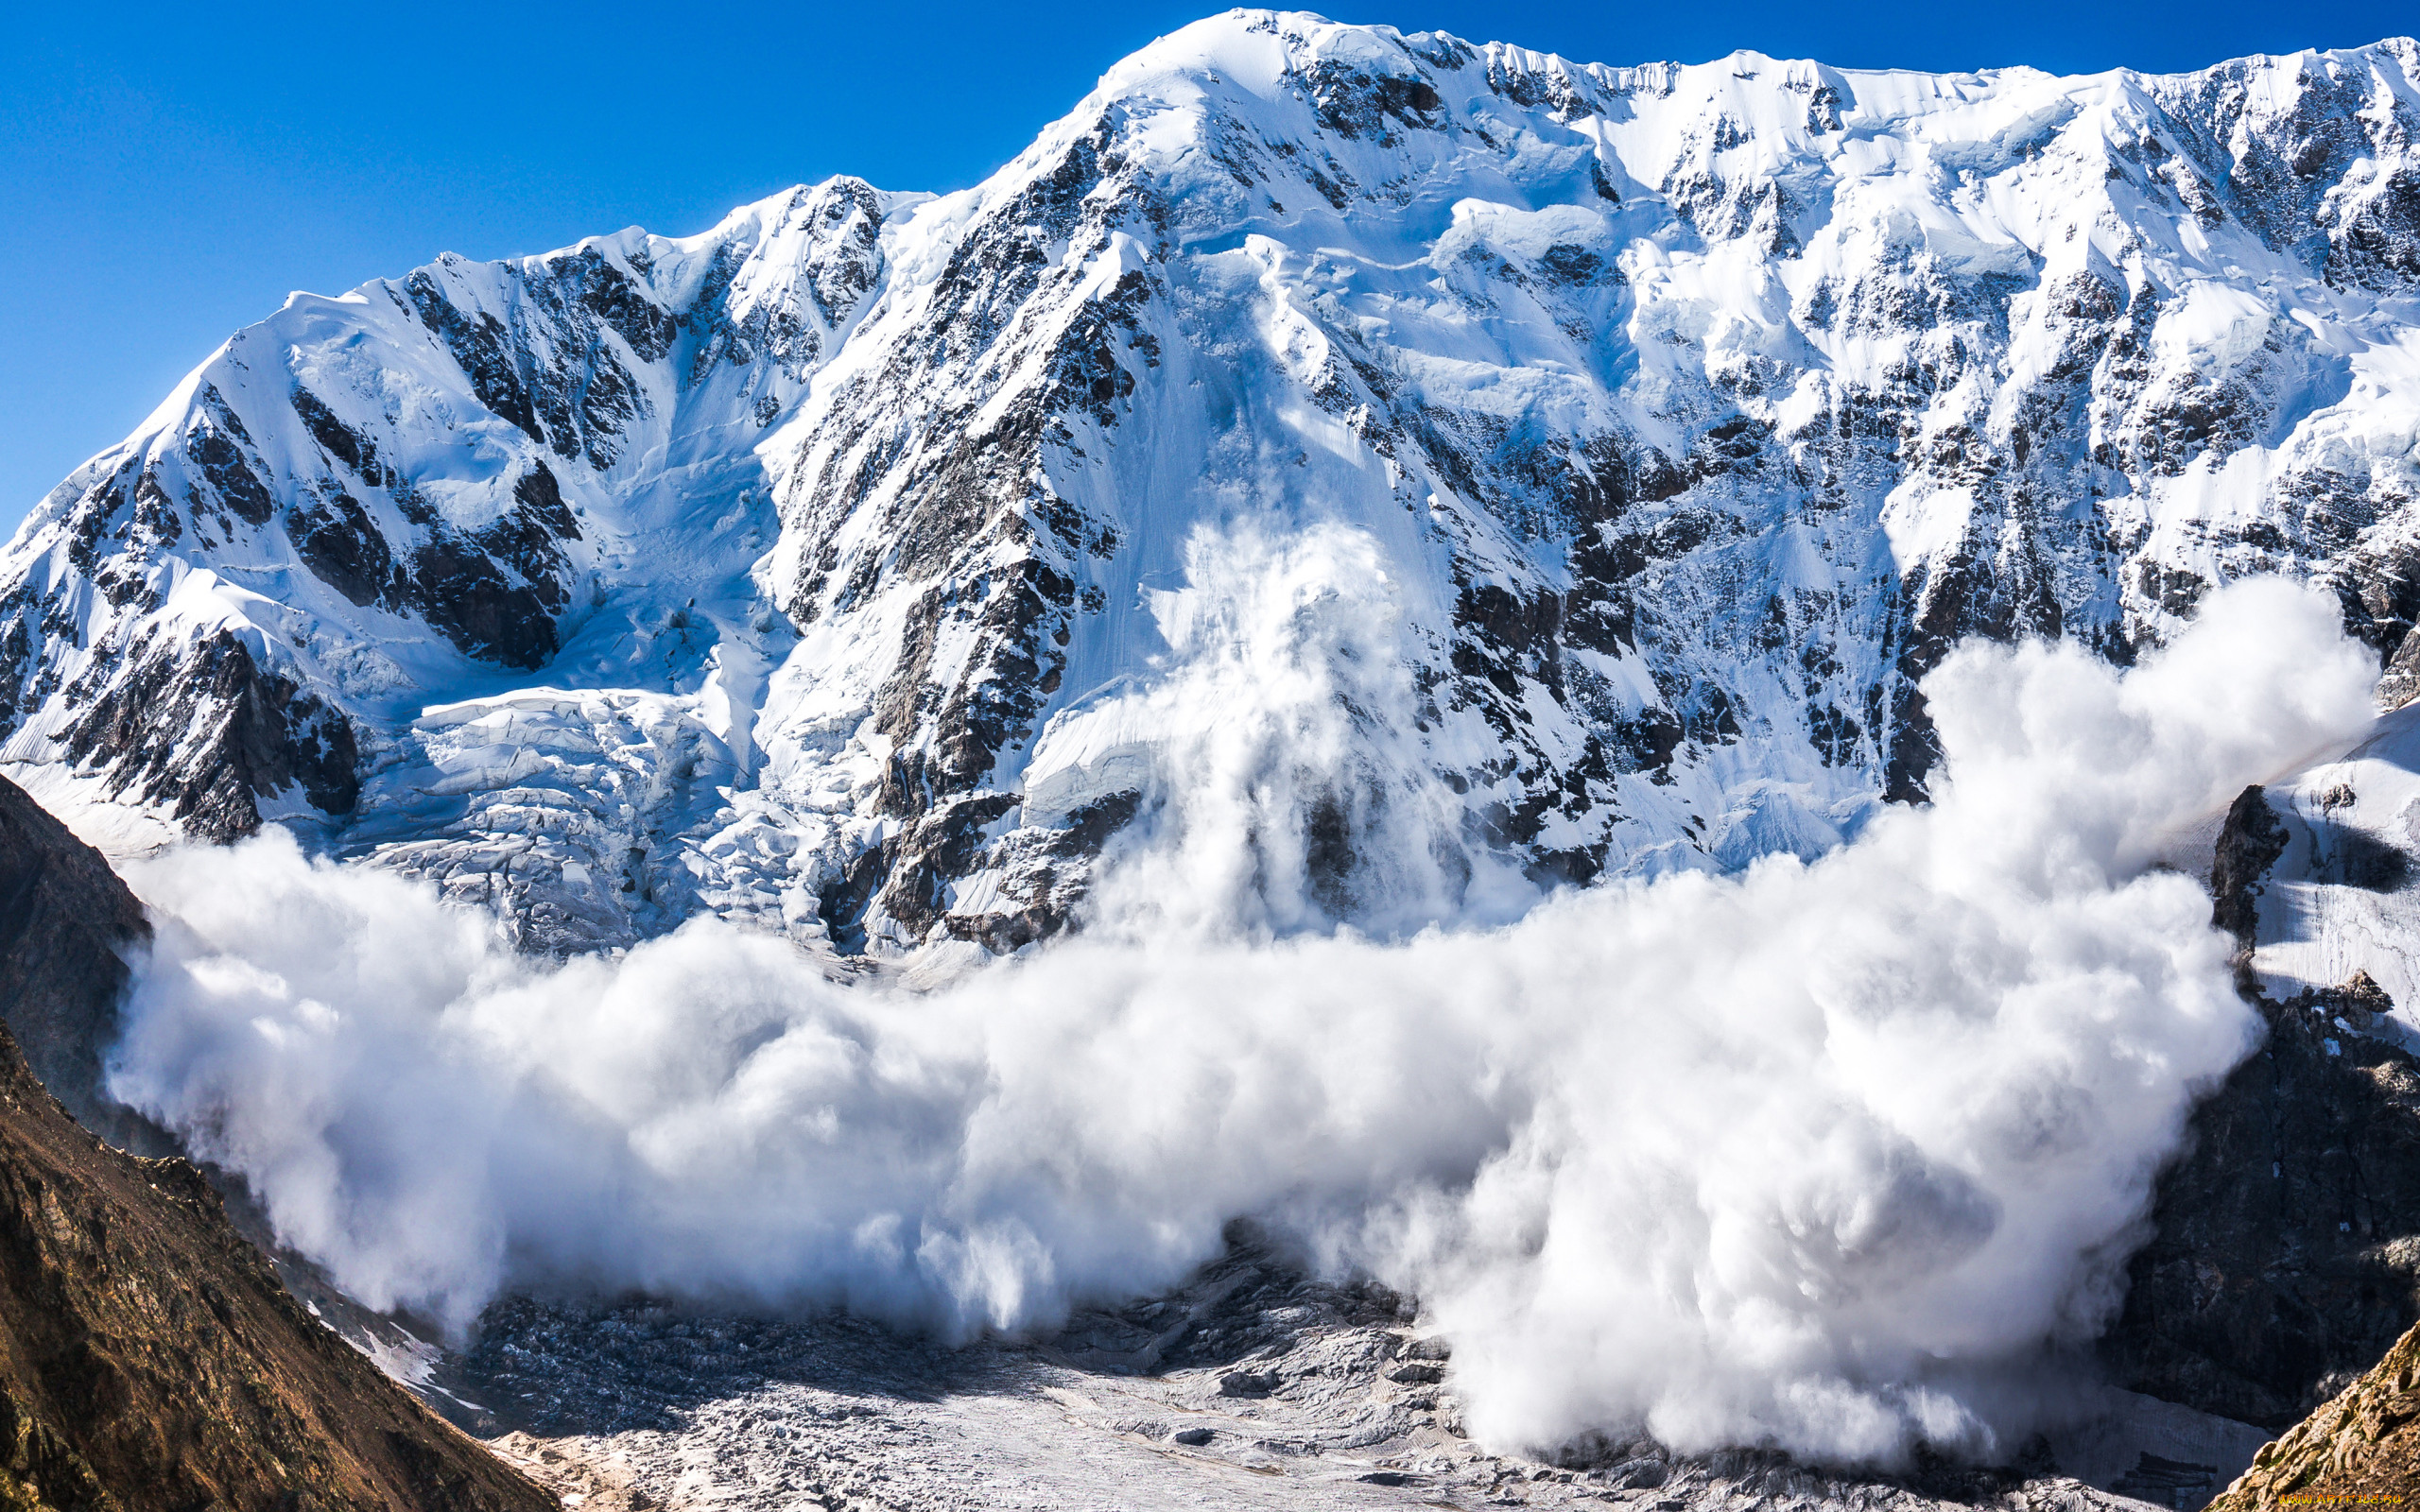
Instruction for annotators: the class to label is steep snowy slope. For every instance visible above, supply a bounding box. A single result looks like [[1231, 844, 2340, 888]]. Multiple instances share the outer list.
[[6, 12, 2419, 954], [0, 180, 906, 947]]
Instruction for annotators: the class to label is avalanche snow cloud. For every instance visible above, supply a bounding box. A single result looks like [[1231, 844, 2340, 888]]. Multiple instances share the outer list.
[[108, 570, 2377, 1465]]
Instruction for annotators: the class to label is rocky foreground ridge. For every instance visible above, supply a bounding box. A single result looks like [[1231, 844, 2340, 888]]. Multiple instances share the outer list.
[[0, 772, 554, 1512], [0, 747, 159, 1155], [2210, 1314, 2420, 1508], [6, 12, 2420, 955]]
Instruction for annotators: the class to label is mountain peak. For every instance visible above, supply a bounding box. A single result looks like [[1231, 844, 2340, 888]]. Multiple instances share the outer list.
[[3, 18, 2417, 959]]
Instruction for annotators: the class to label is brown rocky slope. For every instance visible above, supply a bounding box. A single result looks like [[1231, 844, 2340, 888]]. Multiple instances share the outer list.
[[0, 770, 554, 1512], [2209, 1316, 2420, 1509]]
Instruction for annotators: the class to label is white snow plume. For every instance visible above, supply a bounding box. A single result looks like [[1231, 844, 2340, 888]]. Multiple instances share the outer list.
[[1031, 522, 1539, 940], [108, 564, 2374, 1465]]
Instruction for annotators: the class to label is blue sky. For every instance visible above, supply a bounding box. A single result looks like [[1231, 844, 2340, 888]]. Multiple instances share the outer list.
[[5, 0, 2412, 538]]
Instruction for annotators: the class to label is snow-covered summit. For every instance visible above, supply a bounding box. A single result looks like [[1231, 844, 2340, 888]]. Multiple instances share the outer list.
[[7, 11, 2420, 954]]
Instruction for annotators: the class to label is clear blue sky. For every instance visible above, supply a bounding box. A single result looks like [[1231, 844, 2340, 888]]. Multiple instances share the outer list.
[[5, 0, 2412, 538]]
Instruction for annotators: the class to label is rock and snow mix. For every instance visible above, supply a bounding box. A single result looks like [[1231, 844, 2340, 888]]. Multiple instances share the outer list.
[[12, 7, 2420, 1495], [3, 12, 2417, 957]]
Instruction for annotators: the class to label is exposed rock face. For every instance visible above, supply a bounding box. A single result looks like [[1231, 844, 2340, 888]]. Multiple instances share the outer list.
[[0, 773, 160, 1151], [0, 778, 555, 1512], [2209, 1317, 2420, 1509], [2210, 785, 2290, 951], [2100, 981, 2420, 1428], [0, 1022, 556, 1512], [6, 14, 2419, 955], [2103, 777, 2420, 1430]]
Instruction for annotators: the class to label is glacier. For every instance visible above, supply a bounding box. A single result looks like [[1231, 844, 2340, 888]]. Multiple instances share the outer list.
[[4, 10, 2419, 959]]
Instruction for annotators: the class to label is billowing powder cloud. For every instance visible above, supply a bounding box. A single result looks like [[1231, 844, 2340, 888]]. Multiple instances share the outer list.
[[107, 533, 2376, 1467]]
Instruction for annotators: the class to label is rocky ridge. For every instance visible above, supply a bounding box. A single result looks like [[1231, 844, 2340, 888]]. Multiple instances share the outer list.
[[0, 772, 556, 1512], [2099, 959, 2420, 1430], [5, 13, 2420, 954], [0, 768, 160, 1154], [2208, 1315, 2420, 1509]]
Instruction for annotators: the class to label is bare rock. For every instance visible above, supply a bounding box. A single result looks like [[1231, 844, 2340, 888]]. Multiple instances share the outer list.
[[2210, 1317, 2420, 1509]]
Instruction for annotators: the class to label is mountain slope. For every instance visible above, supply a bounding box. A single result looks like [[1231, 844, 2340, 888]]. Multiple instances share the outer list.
[[0, 772, 555, 1512], [0, 765, 159, 1154], [2210, 1315, 2420, 1508], [6, 13, 2420, 954]]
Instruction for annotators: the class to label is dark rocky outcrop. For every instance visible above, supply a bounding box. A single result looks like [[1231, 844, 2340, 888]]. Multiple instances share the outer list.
[[58, 629, 359, 841], [2100, 985, 2420, 1428], [2100, 788, 2420, 1429], [0, 772, 555, 1512], [0, 1019, 557, 1512], [2210, 785, 2290, 951], [0, 775, 151, 1145]]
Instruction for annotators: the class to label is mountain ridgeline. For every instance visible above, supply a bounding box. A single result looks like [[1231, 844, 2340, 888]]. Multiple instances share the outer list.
[[4, 12, 2419, 954]]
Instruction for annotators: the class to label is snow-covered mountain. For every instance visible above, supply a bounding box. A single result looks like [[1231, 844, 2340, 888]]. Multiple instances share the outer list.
[[6, 11, 2420, 955]]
